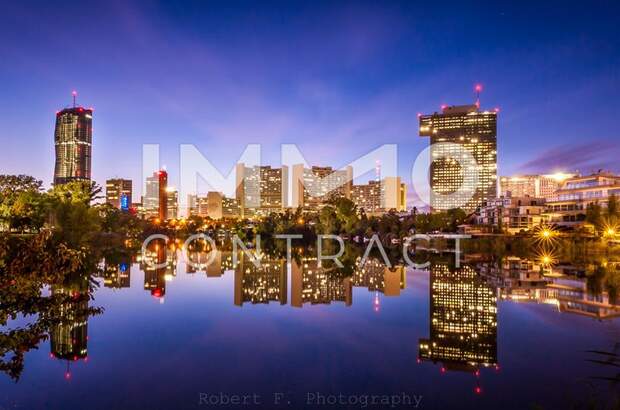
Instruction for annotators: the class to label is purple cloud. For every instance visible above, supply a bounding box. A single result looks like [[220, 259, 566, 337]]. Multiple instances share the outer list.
[[517, 140, 620, 175]]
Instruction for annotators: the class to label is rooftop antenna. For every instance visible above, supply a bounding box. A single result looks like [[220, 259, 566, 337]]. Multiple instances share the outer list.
[[72, 90, 77, 108], [474, 84, 482, 108], [375, 160, 381, 182]]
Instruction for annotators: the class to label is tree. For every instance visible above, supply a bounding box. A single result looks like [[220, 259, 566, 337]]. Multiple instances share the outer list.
[[318, 206, 339, 234], [607, 194, 619, 219], [586, 202, 603, 231], [0, 175, 44, 233], [333, 198, 359, 233], [47, 180, 102, 205]]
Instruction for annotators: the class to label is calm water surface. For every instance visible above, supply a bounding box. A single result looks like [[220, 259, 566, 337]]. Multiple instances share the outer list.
[[1, 250, 619, 410]]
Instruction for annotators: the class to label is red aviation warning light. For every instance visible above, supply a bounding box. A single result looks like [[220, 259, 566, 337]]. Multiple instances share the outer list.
[[474, 83, 483, 108]]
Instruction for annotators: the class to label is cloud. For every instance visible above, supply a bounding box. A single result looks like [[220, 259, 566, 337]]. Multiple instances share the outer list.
[[517, 140, 620, 174]]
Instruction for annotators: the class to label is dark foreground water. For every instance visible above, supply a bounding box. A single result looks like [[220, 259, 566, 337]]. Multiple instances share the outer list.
[[1, 251, 619, 410]]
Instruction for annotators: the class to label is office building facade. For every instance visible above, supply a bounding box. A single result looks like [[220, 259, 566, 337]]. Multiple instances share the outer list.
[[499, 173, 574, 199], [53, 106, 93, 185], [291, 165, 352, 211], [105, 179, 132, 209], [545, 172, 620, 226], [236, 164, 288, 217], [419, 104, 497, 212]]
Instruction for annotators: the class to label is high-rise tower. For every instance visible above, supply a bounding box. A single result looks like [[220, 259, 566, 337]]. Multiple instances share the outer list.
[[53, 92, 93, 185], [419, 103, 497, 212]]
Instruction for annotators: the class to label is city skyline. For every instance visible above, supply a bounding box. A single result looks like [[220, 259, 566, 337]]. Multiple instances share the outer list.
[[1, 1, 619, 205]]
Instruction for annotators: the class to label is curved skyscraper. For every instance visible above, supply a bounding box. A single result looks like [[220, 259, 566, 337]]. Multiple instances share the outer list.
[[53, 97, 92, 185]]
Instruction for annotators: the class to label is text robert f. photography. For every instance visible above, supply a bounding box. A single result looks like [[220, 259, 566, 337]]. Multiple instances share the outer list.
[[198, 392, 423, 408]]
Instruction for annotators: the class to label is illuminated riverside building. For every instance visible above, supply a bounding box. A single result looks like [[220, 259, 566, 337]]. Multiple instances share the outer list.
[[545, 172, 620, 227], [53, 100, 93, 185], [351, 180, 382, 213], [206, 191, 241, 219], [352, 258, 406, 296], [476, 196, 547, 233], [236, 164, 288, 217], [144, 170, 168, 219], [187, 195, 209, 217], [499, 173, 574, 199], [144, 174, 159, 217], [234, 255, 287, 306], [382, 176, 407, 212], [291, 165, 352, 211], [291, 259, 352, 307], [418, 263, 497, 372], [105, 179, 132, 210], [50, 278, 90, 363], [351, 177, 407, 214], [419, 104, 497, 212], [166, 187, 178, 219]]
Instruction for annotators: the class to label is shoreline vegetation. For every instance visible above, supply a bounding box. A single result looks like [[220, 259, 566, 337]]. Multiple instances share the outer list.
[[1, 173, 620, 267], [1, 173, 620, 283]]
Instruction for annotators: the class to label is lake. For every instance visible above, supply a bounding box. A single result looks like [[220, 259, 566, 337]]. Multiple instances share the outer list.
[[1, 245, 619, 410]]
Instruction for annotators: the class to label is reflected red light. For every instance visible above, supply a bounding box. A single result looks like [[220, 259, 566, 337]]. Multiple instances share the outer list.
[[65, 372, 71, 380], [49, 353, 55, 359], [416, 358, 421, 364], [440, 367, 446, 374], [84, 357, 88, 363], [495, 364, 500, 371], [475, 387, 482, 395], [73, 355, 78, 361], [475, 370, 480, 377]]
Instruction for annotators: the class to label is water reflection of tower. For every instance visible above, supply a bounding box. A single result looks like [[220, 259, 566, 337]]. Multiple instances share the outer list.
[[141, 243, 175, 300], [418, 263, 498, 391], [234, 254, 286, 306], [352, 258, 406, 295], [49, 276, 90, 379], [103, 257, 131, 288], [352, 258, 406, 311], [291, 258, 352, 307]]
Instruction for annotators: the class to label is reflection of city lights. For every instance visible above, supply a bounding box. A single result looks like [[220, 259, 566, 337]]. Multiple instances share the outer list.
[[537, 250, 558, 269]]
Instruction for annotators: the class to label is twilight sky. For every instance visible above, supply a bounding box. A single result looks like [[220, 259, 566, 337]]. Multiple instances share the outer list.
[[1, 0, 619, 201]]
